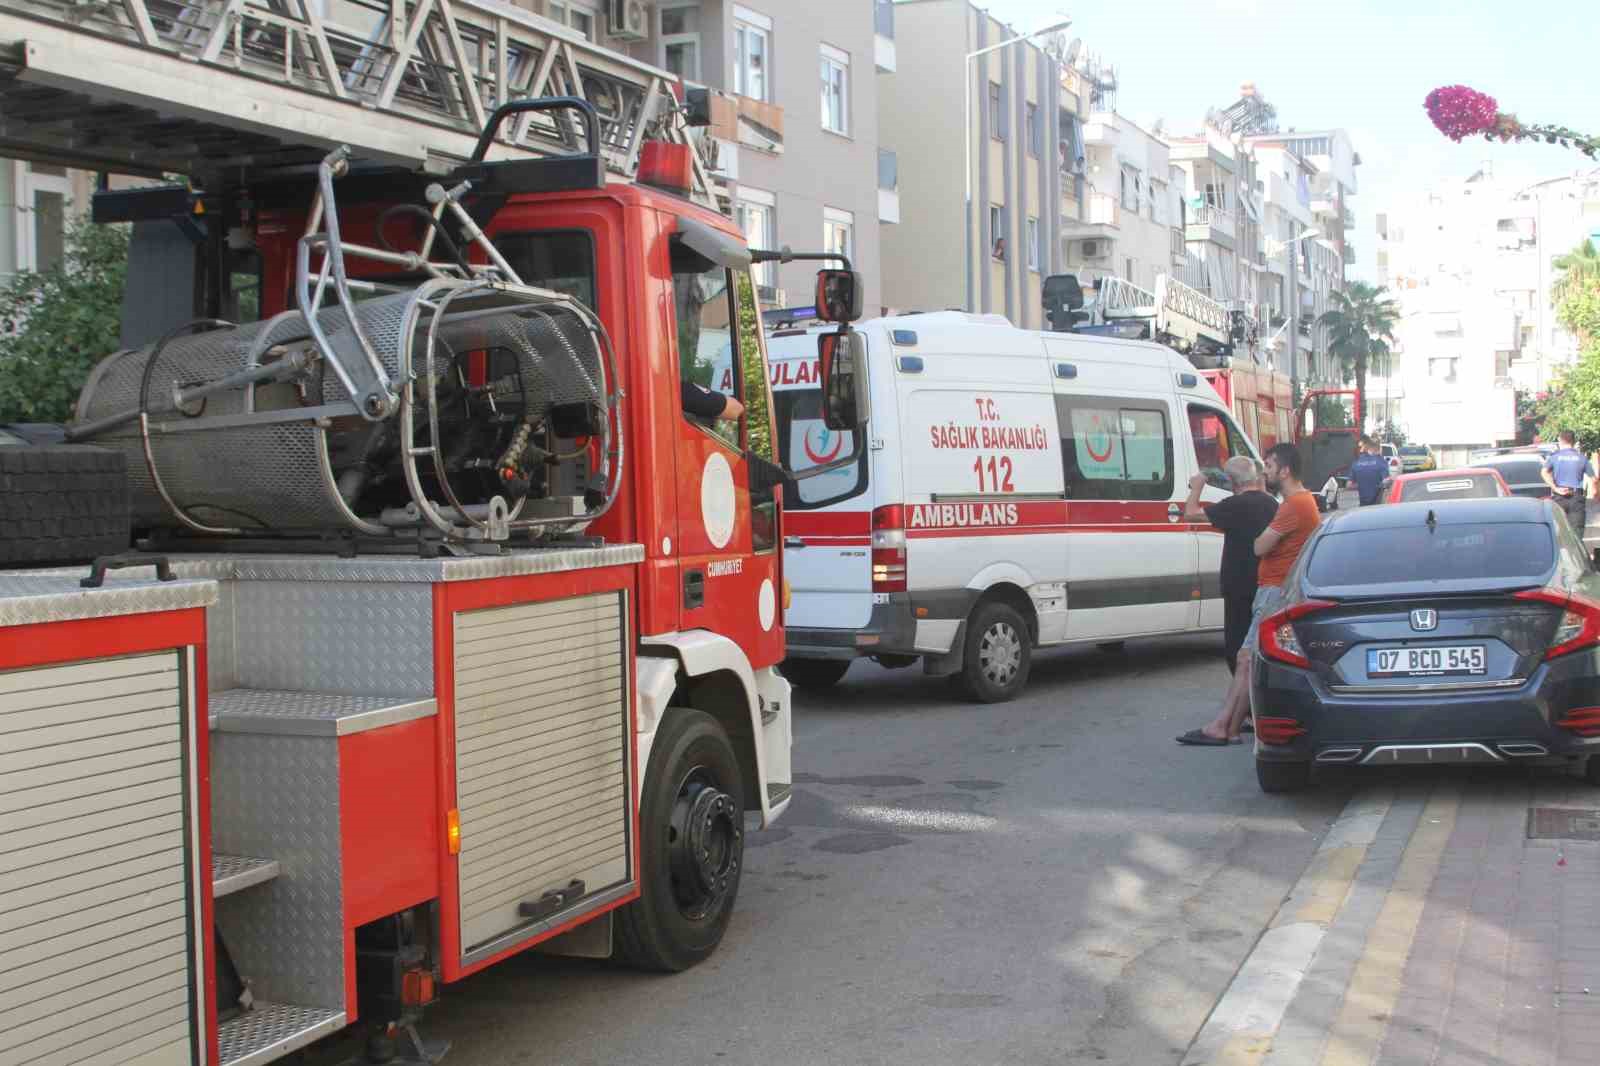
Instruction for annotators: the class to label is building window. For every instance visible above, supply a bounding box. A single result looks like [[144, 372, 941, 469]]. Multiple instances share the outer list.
[[988, 204, 1005, 259], [820, 45, 850, 135], [877, 148, 898, 191], [1151, 179, 1168, 224], [548, 1, 597, 40], [1121, 167, 1138, 212], [1125, 257, 1135, 283], [988, 82, 1004, 140], [659, 2, 701, 81], [1026, 103, 1040, 157], [737, 188, 776, 289], [824, 206, 854, 262], [734, 7, 771, 101], [1026, 217, 1040, 272], [1428, 357, 1458, 382]]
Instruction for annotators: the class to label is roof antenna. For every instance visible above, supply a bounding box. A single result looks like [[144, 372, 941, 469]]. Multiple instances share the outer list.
[[1426, 508, 1437, 530]]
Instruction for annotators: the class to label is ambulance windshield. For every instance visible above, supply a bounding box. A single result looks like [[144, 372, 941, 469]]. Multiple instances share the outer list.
[[771, 355, 868, 509]]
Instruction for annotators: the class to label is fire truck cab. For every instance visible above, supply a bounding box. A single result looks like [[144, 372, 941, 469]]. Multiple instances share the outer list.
[[0, 76, 872, 1066]]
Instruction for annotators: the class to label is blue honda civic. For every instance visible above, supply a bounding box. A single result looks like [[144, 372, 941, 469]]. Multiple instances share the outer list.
[[1250, 497, 1600, 792]]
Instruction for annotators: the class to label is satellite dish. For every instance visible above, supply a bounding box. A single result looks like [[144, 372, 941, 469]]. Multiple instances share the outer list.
[[1064, 37, 1082, 66]]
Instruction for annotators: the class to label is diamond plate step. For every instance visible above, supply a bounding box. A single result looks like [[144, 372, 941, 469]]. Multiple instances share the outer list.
[[219, 1002, 344, 1066], [213, 854, 281, 898]]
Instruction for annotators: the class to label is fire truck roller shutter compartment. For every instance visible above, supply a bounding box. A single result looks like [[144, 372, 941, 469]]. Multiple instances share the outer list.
[[0, 578, 213, 1066], [452, 592, 632, 962]]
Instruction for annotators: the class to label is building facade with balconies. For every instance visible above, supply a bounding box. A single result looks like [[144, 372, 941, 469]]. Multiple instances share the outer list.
[[1062, 107, 1181, 296], [612, 0, 890, 311], [877, 0, 1075, 326]]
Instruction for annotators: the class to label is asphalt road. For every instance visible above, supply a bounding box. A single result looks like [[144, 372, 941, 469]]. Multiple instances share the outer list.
[[310, 634, 1352, 1066]]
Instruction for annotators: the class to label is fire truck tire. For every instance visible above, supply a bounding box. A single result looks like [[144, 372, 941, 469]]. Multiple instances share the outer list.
[[779, 657, 851, 690], [958, 601, 1031, 703], [616, 708, 744, 973], [0, 438, 130, 565]]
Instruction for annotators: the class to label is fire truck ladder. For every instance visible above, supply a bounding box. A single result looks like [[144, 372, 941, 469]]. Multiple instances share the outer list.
[[0, 0, 714, 200]]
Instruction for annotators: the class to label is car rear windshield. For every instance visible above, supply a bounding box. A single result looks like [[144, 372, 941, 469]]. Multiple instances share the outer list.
[[1398, 474, 1502, 502], [1306, 522, 1554, 588], [1488, 459, 1545, 485]]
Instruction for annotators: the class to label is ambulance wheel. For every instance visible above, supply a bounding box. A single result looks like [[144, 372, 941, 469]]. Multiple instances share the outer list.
[[780, 657, 851, 690], [958, 602, 1031, 703], [615, 708, 743, 972]]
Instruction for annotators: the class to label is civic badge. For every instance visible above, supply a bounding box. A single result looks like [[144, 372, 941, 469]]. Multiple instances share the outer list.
[[1410, 608, 1438, 632]]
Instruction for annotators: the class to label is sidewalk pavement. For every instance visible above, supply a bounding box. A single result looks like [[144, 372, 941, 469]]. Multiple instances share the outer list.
[[1184, 767, 1600, 1066]]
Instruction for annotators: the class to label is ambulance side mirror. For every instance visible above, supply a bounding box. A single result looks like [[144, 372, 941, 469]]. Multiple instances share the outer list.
[[815, 269, 864, 324], [818, 329, 870, 432]]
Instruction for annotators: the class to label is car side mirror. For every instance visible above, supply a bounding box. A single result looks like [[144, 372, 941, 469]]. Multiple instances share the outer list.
[[818, 328, 870, 432], [815, 269, 864, 323]]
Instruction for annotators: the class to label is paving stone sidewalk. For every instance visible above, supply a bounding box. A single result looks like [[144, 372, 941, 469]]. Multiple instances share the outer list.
[[1186, 767, 1600, 1066]]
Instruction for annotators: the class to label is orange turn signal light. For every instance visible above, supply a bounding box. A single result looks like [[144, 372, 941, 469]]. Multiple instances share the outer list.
[[446, 808, 460, 854]]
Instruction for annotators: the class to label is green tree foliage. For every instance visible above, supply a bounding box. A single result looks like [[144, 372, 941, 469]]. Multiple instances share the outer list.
[[0, 219, 129, 423], [1317, 281, 1399, 432], [1541, 354, 1600, 453], [1554, 239, 1600, 309]]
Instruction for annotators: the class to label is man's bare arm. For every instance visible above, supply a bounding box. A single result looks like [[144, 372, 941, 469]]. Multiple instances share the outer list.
[[1255, 525, 1286, 557], [1183, 473, 1209, 522]]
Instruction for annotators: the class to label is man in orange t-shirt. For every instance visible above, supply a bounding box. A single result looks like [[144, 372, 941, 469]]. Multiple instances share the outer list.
[[1179, 443, 1320, 745]]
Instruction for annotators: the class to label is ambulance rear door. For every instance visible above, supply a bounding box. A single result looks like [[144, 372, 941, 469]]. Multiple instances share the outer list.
[[770, 329, 878, 631]]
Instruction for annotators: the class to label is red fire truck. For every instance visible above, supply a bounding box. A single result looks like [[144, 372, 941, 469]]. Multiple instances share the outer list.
[[0, 4, 871, 1064]]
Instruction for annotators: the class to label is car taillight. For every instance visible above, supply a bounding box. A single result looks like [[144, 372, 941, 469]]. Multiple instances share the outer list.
[[1514, 588, 1600, 660], [1257, 599, 1336, 669], [871, 505, 906, 593], [1255, 716, 1308, 744], [1556, 708, 1600, 737]]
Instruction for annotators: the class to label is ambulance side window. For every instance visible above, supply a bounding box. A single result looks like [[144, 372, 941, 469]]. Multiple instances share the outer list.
[[1186, 404, 1252, 491], [1056, 396, 1174, 502], [671, 236, 742, 450]]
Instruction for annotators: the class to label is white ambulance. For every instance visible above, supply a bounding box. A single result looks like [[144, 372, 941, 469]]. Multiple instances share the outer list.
[[767, 311, 1263, 702]]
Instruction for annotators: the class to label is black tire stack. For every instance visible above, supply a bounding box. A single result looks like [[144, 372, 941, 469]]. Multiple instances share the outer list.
[[0, 424, 131, 566]]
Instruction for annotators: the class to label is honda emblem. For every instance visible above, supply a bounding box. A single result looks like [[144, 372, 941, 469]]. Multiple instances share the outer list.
[[1410, 608, 1438, 632]]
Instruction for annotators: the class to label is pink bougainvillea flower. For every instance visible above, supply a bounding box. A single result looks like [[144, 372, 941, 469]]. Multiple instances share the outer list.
[[1424, 85, 1501, 141]]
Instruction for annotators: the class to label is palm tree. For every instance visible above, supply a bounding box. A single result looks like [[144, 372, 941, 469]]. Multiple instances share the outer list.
[[1318, 282, 1399, 433], [1553, 238, 1600, 306]]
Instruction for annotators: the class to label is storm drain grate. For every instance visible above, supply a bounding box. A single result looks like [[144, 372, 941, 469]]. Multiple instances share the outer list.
[[1527, 808, 1600, 841]]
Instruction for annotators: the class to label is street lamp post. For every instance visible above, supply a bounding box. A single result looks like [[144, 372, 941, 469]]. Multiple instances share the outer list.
[[964, 17, 1072, 312], [1263, 227, 1321, 384]]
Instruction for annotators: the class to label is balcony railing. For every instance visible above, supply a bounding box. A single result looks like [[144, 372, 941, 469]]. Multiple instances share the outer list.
[[1186, 203, 1235, 240], [1085, 192, 1119, 227]]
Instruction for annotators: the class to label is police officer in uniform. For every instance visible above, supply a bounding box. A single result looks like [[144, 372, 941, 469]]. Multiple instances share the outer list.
[[1543, 430, 1595, 535]]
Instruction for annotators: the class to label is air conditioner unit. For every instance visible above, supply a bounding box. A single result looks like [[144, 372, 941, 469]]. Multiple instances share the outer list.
[[608, 0, 648, 41], [1081, 239, 1108, 259]]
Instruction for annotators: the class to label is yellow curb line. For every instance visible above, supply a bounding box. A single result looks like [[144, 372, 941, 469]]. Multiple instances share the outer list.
[[1318, 784, 1462, 1066]]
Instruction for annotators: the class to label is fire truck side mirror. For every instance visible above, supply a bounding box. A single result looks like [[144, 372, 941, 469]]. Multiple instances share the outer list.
[[818, 329, 870, 432], [814, 269, 864, 324]]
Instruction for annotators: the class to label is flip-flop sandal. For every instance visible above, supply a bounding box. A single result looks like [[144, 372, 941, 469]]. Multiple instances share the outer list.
[[1176, 729, 1231, 746]]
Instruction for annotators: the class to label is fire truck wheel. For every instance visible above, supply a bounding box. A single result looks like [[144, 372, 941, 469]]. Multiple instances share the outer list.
[[0, 433, 130, 565], [616, 708, 744, 973], [958, 601, 1032, 703], [779, 657, 851, 690]]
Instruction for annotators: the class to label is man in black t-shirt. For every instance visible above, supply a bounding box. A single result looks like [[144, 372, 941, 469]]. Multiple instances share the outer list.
[[1184, 456, 1279, 673]]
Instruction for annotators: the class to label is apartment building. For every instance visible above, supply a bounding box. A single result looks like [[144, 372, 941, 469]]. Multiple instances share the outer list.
[[597, 0, 891, 311], [878, 0, 1076, 326], [1063, 104, 1184, 295]]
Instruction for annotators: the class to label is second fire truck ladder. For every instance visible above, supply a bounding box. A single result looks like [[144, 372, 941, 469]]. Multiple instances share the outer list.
[[1093, 273, 1235, 356], [0, 0, 715, 201]]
